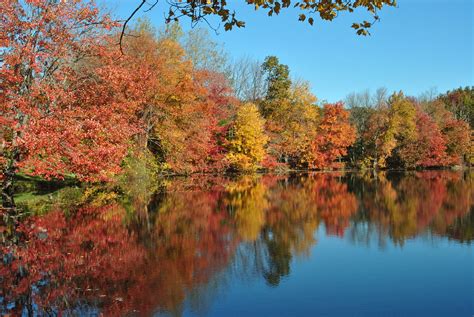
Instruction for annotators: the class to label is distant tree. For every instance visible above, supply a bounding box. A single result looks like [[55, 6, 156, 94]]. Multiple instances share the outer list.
[[373, 87, 389, 108], [420, 99, 453, 127], [438, 87, 474, 128], [346, 89, 372, 109], [157, 19, 184, 40], [227, 56, 267, 102], [417, 87, 439, 103]]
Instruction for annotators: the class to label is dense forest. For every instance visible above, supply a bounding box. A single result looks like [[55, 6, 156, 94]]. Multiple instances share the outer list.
[[1, 0, 472, 208]]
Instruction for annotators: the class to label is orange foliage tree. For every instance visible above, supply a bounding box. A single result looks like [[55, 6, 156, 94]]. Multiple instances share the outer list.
[[307, 103, 356, 169], [120, 21, 236, 174]]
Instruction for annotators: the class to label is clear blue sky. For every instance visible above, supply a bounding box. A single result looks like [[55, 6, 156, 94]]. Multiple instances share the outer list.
[[103, 0, 473, 102]]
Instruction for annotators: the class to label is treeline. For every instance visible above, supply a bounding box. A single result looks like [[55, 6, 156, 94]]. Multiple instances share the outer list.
[[346, 87, 473, 169], [1, 0, 472, 206]]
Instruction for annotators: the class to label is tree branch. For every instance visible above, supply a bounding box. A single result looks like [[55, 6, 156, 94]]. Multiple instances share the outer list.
[[119, 0, 147, 54]]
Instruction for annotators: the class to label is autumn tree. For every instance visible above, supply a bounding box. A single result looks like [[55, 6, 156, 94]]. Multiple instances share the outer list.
[[362, 106, 391, 168], [420, 96, 471, 166], [282, 81, 320, 167], [346, 88, 389, 168], [385, 92, 418, 167], [122, 20, 236, 174], [360, 92, 417, 168], [438, 86, 474, 128], [226, 103, 268, 171], [306, 103, 356, 169], [259, 56, 292, 163], [351, 89, 472, 169], [258, 56, 321, 167], [0, 0, 141, 209], [400, 109, 447, 168], [182, 26, 228, 74], [442, 118, 471, 165]]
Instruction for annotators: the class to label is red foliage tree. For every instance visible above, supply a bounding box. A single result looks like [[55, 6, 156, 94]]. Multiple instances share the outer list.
[[1, 0, 142, 208], [400, 109, 447, 168]]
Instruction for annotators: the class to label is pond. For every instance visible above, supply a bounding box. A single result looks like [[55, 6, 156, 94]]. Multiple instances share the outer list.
[[1, 171, 473, 316]]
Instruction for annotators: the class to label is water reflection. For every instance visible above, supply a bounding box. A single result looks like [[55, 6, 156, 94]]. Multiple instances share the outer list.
[[1, 171, 472, 316]]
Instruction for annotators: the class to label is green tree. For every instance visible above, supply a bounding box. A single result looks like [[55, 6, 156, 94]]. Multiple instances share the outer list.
[[259, 56, 321, 166], [262, 56, 291, 107], [348, 106, 375, 167]]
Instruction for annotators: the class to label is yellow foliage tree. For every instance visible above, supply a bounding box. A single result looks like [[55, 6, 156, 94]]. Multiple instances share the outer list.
[[365, 92, 417, 168], [226, 103, 268, 171]]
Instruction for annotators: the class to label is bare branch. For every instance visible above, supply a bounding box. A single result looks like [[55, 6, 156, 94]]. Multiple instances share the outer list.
[[119, 0, 146, 54]]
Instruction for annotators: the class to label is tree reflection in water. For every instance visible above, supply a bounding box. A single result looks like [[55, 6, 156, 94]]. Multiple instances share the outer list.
[[1, 171, 472, 315]]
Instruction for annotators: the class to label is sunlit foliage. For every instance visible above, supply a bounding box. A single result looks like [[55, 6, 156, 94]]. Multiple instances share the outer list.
[[306, 103, 356, 169], [226, 103, 268, 171]]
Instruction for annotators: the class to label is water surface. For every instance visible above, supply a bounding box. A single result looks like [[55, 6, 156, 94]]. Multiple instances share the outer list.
[[2, 171, 473, 316]]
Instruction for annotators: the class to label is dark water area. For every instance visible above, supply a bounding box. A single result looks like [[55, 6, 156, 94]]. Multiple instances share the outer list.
[[1, 171, 473, 316]]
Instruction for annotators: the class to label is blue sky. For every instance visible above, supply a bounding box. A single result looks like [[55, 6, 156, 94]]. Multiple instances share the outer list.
[[102, 0, 473, 102]]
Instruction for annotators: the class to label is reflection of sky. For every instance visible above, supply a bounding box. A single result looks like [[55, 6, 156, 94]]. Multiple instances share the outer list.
[[5, 172, 473, 316], [100, 0, 473, 102], [178, 225, 473, 317]]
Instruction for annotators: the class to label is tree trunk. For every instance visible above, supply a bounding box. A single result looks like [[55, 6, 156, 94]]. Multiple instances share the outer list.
[[2, 156, 17, 210]]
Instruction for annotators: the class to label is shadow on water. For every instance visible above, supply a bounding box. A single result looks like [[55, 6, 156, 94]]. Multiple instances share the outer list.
[[1, 171, 472, 316]]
